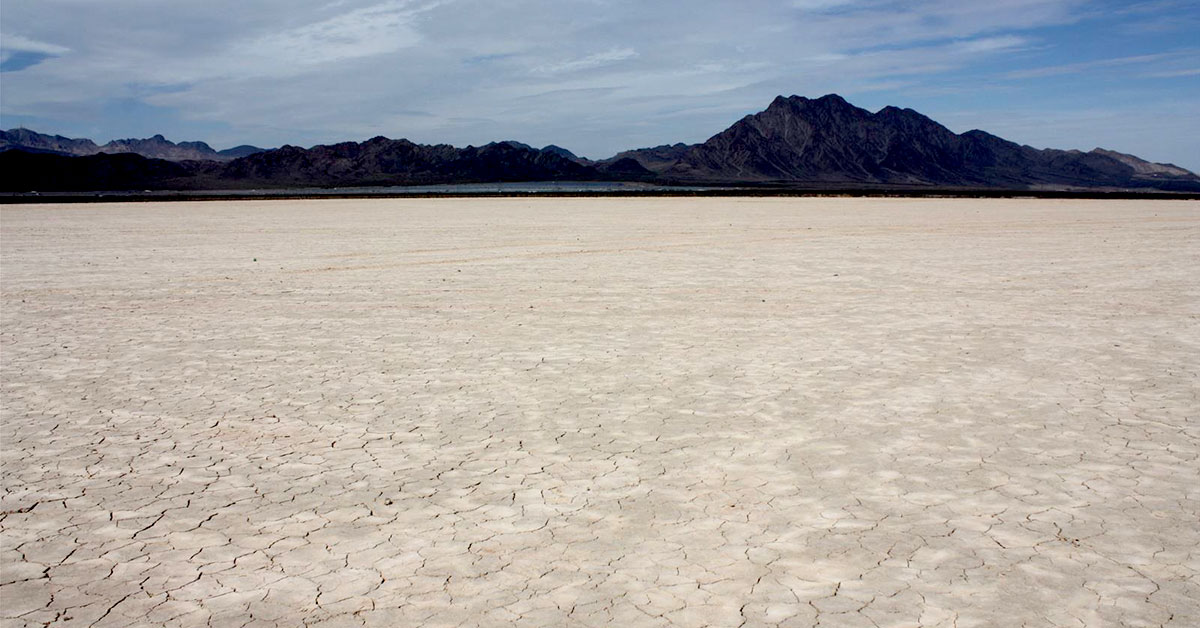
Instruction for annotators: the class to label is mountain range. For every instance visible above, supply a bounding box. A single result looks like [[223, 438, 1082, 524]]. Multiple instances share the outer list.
[[0, 129, 266, 162], [2, 94, 1197, 192]]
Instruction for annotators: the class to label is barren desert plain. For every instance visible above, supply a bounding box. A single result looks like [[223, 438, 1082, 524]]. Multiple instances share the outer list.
[[1, 197, 1198, 627]]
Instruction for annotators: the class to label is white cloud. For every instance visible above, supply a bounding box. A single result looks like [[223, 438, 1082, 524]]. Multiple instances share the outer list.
[[1004, 51, 1186, 79], [952, 35, 1029, 53], [791, 0, 858, 11], [0, 34, 71, 55], [533, 48, 638, 75], [0, 33, 71, 63], [235, 0, 439, 72], [1146, 67, 1200, 78]]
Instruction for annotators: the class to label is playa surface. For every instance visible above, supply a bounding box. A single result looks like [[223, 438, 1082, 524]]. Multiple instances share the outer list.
[[2, 197, 1197, 627]]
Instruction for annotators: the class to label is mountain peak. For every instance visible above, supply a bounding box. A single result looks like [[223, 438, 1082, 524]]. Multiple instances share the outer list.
[[651, 94, 1200, 189], [770, 93, 850, 107], [488, 140, 535, 151], [540, 144, 584, 162]]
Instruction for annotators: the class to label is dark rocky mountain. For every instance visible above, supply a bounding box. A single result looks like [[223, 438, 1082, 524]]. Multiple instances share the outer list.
[[0, 129, 101, 157], [218, 137, 595, 187], [490, 142, 590, 164], [604, 143, 691, 171], [621, 95, 1198, 190], [2, 95, 1196, 192], [489, 140, 535, 151], [0, 135, 654, 192], [0, 129, 267, 162], [218, 145, 270, 159], [597, 157, 653, 178], [540, 145, 586, 163], [0, 137, 600, 191], [98, 135, 227, 162]]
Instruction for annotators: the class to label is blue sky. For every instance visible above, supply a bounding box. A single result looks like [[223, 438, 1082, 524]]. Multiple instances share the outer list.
[[1, 0, 1197, 170]]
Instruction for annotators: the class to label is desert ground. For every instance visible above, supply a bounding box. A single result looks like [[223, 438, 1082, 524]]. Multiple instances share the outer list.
[[1, 197, 1197, 627]]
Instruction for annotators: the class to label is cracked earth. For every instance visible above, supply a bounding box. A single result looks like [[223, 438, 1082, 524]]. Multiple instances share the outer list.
[[1, 197, 1197, 627]]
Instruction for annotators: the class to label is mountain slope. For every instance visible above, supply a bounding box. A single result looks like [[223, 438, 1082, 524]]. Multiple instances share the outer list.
[[0, 129, 267, 162], [218, 137, 596, 187], [218, 145, 270, 159], [621, 95, 1198, 189], [0, 129, 101, 157], [604, 143, 691, 171]]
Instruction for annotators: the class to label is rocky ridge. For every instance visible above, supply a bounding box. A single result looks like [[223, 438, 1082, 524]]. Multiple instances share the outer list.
[[2, 95, 1196, 192]]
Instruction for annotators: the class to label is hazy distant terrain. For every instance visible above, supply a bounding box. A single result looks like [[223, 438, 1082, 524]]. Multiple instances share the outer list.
[[3, 95, 1197, 193], [0, 129, 265, 162]]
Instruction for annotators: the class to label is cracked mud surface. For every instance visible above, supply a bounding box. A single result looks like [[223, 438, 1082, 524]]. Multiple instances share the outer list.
[[1, 197, 1197, 627]]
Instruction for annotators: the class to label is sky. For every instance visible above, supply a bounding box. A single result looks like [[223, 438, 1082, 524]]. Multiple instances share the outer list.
[[1, 0, 1198, 170]]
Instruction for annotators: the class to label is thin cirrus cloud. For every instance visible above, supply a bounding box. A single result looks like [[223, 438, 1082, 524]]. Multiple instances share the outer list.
[[128, 0, 447, 83], [533, 48, 638, 75], [0, 0, 1196, 169], [952, 35, 1030, 54], [1145, 67, 1200, 78], [231, 0, 443, 76], [0, 33, 70, 59], [1003, 51, 1192, 79], [791, 0, 858, 11], [0, 33, 70, 72]]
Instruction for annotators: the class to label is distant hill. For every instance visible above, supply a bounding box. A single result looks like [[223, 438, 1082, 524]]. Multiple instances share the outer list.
[[602, 143, 691, 171], [540, 145, 587, 163], [2, 95, 1196, 192], [0, 129, 267, 162], [0, 129, 102, 157], [217, 138, 597, 187], [218, 145, 269, 159], [0, 137, 647, 191], [616, 95, 1199, 190]]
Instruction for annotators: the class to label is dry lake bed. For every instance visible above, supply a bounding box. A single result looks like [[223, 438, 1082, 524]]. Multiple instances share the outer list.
[[1, 197, 1198, 627]]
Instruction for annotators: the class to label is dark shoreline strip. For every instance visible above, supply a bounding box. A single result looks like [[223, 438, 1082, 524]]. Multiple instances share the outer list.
[[4, 188, 1200, 204]]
